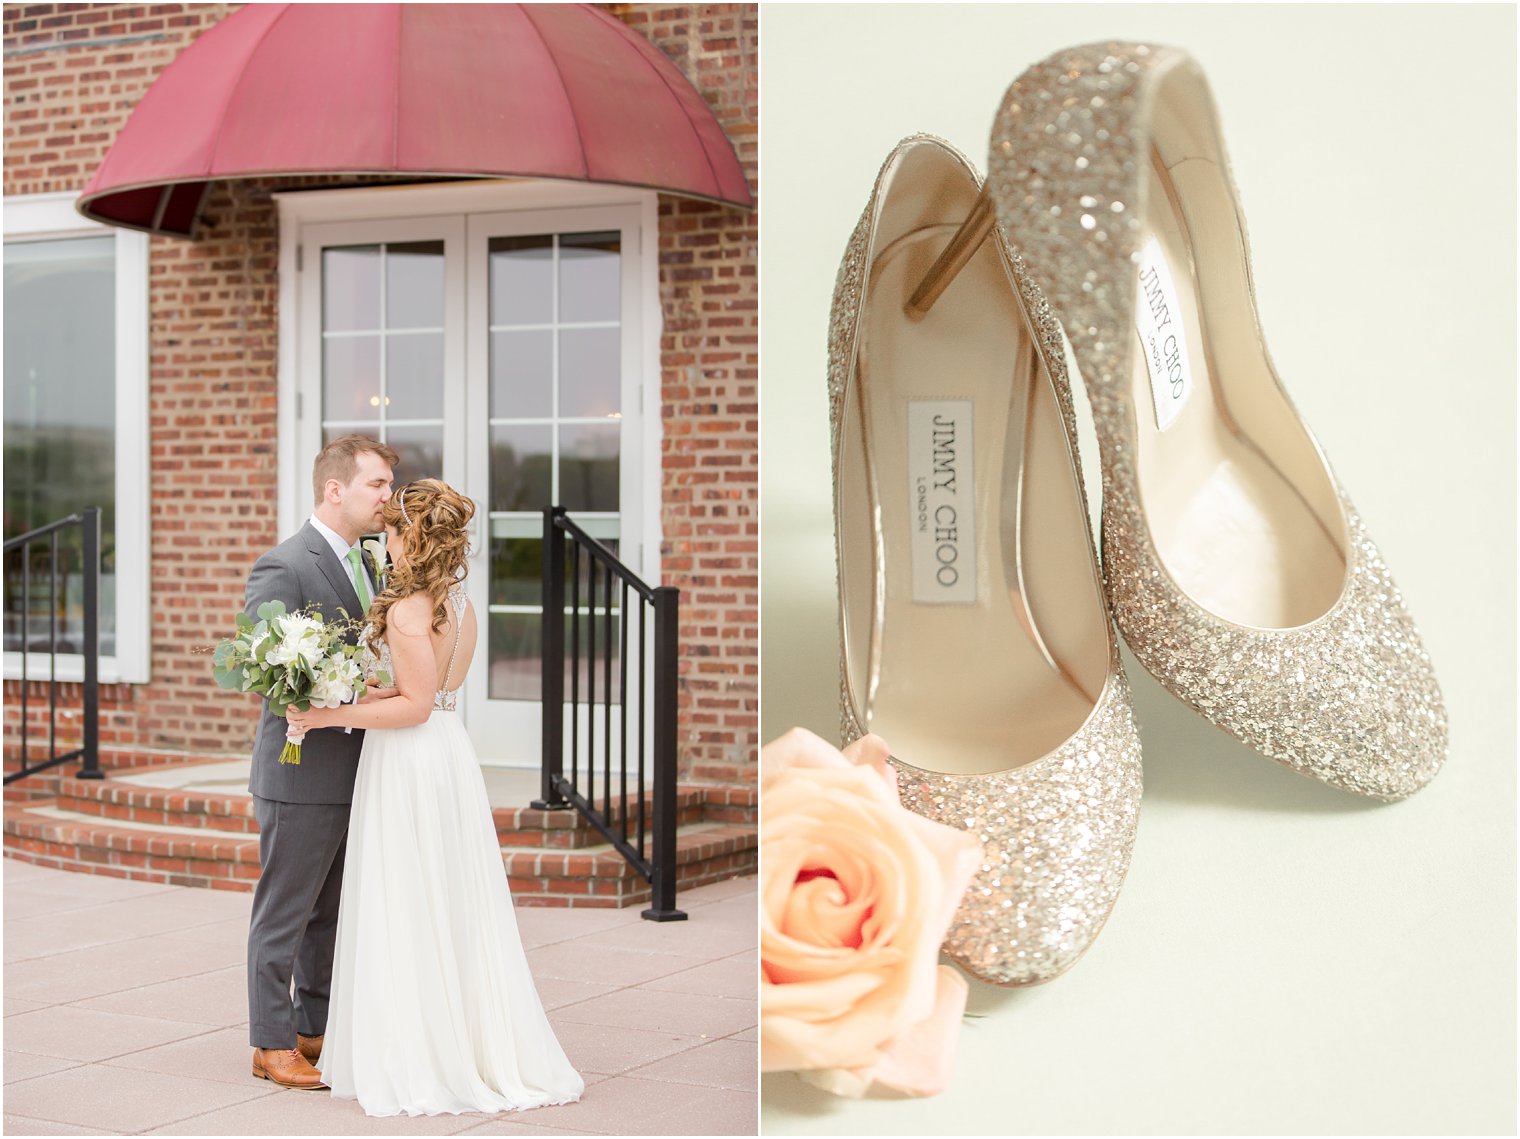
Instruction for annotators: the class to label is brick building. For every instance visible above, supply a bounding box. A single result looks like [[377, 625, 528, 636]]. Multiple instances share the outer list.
[[3, 4, 757, 803]]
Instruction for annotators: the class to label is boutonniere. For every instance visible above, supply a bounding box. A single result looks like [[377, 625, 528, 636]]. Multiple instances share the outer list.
[[360, 537, 389, 587]]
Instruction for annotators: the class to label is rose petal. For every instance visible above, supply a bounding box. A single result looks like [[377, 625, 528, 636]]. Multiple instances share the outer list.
[[761, 728, 854, 788], [796, 1065, 872, 1099], [763, 946, 903, 1007], [892, 808, 983, 967], [760, 971, 888, 1073], [858, 965, 969, 1097], [785, 966, 969, 1098], [782, 871, 869, 949], [778, 967, 966, 1094], [841, 732, 898, 796]]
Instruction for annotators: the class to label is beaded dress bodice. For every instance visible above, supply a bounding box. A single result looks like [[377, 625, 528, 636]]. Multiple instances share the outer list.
[[374, 585, 469, 711]]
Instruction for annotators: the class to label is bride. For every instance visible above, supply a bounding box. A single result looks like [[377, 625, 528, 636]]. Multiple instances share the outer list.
[[285, 479, 583, 1117]]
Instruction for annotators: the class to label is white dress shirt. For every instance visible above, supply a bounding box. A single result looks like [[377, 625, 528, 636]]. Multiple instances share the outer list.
[[308, 513, 359, 563]]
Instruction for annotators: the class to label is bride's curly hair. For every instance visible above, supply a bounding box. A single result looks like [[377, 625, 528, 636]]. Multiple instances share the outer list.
[[364, 479, 473, 654]]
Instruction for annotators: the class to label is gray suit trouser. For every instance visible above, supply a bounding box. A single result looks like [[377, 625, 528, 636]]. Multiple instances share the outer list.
[[247, 796, 350, 1048]]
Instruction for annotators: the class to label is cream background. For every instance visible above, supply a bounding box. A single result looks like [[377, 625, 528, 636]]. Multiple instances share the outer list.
[[759, 4, 1516, 1134]]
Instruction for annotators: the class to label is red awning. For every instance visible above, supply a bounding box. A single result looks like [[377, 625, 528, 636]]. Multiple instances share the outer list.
[[76, 3, 752, 237]]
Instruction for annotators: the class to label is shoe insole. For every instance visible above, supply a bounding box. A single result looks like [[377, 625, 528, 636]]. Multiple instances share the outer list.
[[1130, 148, 1345, 630], [841, 223, 1106, 776]]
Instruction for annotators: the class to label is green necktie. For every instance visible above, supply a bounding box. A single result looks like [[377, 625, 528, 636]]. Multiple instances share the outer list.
[[345, 548, 372, 611]]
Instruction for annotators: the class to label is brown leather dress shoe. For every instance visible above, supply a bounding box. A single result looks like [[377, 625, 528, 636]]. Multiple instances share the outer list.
[[252, 1046, 327, 1089], [296, 1033, 323, 1069]]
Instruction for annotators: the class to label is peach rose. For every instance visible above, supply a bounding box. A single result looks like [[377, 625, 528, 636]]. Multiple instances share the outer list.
[[761, 728, 982, 1097]]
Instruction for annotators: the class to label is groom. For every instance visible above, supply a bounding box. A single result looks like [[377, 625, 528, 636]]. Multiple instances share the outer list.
[[244, 434, 397, 1090]]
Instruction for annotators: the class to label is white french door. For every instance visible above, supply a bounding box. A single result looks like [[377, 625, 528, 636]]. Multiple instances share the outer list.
[[295, 198, 648, 765]]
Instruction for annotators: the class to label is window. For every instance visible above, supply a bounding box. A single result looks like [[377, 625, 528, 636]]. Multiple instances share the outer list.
[[2, 193, 149, 683]]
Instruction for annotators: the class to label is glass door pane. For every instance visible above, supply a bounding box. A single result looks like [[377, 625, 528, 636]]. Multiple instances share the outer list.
[[486, 231, 622, 704], [320, 240, 446, 481]]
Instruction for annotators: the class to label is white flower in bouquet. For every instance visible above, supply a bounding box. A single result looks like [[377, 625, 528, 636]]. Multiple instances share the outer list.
[[265, 614, 324, 669], [309, 655, 363, 709], [307, 677, 345, 710]]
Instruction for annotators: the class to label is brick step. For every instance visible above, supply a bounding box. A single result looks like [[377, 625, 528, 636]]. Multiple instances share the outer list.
[[4, 803, 263, 891], [504, 824, 756, 907], [3, 801, 755, 908], [42, 773, 749, 848], [4, 749, 234, 776], [4, 773, 63, 804], [55, 776, 259, 834], [3, 752, 237, 803], [493, 786, 710, 849]]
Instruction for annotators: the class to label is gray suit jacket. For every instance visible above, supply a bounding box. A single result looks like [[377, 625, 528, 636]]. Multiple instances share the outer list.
[[244, 522, 377, 805]]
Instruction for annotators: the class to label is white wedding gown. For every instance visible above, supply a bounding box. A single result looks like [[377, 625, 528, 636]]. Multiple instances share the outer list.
[[320, 586, 584, 1116]]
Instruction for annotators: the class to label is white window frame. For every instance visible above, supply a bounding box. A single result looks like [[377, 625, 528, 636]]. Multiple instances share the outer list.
[[2, 191, 151, 684], [273, 178, 663, 589]]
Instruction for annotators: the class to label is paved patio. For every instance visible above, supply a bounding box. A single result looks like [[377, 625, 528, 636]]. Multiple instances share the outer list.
[[1, 857, 757, 1135]]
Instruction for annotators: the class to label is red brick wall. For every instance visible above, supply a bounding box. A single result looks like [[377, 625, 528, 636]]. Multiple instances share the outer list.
[[614, 4, 759, 785], [2, 4, 758, 786]]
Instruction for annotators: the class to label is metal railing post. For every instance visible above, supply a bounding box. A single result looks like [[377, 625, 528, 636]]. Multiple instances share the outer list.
[[78, 508, 102, 779], [21, 539, 30, 774], [642, 585, 687, 921], [532, 506, 570, 810]]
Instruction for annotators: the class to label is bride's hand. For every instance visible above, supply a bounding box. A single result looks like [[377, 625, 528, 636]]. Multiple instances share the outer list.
[[285, 705, 338, 735], [361, 683, 400, 701]]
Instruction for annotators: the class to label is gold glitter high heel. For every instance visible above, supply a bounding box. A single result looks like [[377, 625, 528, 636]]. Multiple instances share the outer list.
[[925, 43, 1445, 800], [828, 135, 1142, 986]]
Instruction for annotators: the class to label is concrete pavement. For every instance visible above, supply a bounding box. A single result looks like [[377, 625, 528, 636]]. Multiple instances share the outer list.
[[2, 857, 757, 1135]]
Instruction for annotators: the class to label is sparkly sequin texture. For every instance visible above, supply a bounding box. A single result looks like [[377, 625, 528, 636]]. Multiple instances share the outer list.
[[891, 668, 1140, 985], [827, 136, 1143, 986], [986, 44, 1447, 800]]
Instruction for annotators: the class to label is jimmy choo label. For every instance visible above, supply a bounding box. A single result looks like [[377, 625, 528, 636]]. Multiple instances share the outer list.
[[908, 400, 976, 604], [1136, 237, 1194, 431]]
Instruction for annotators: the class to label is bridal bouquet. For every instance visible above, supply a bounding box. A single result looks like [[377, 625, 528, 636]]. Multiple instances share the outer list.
[[761, 729, 982, 1098], [211, 601, 378, 764]]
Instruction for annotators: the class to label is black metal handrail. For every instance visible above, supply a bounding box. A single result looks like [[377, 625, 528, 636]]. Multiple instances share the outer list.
[[535, 505, 685, 921], [3, 508, 103, 785]]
